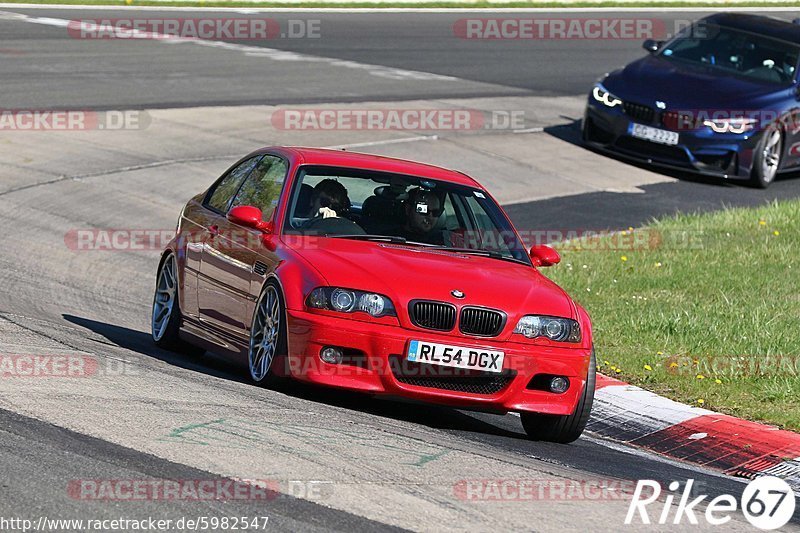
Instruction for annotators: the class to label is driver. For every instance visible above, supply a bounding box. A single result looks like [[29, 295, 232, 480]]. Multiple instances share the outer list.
[[302, 179, 350, 226], [400, 187, 445, 245], [301, 179, 365, 235]]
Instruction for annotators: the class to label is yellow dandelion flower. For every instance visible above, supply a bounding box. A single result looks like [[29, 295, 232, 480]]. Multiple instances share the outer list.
[[696, 374, 705, 380], [697, 399, 705, 405], [604, 360, 610, 366], [621, 256, 628, 262], [773, 230, 780, 236], [615, 368, 622, 374], [644, 364, 653, 371], [669, 362, 678, 368], [714, 379, 722, 384], [655, 262, 663, 268], [657, 351, 664, 356], [759, 220, 766, 226]]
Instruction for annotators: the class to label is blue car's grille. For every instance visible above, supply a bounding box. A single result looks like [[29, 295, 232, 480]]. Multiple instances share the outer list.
[[623, 101, 655, 124]]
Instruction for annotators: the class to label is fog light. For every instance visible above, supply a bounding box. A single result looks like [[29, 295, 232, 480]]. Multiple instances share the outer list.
[[549, 376, 569, 394], [320, 346, 343, 364]]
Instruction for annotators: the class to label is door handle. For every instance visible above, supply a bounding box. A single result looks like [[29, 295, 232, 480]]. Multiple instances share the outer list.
[[208, 225, 220, 236]]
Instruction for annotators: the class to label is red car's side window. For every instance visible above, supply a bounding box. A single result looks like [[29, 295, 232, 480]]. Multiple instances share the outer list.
[[205, 156, 262, 213], [230, 155, 289, 220]]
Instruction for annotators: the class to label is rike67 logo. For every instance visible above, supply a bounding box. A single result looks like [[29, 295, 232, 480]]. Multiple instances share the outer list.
[[626, 477, 796, 530]]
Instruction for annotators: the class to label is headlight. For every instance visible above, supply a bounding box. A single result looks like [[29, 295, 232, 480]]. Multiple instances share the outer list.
[[513, 315, 581, 343], [592, 84, 623, 108], [702, 117, 756, 134], [307, 287, 396, 318]]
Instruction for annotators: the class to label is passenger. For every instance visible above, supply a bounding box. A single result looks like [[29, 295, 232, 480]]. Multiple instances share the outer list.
[[400, 188, 445, 245]]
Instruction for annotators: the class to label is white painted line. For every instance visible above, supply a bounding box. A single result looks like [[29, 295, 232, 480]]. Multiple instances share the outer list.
[[327, 134, 438, 149], [2, 4, 800, 12], [512, 127, 545, 134], [0, 10, 462, 83], [592, 383, 712, 429]]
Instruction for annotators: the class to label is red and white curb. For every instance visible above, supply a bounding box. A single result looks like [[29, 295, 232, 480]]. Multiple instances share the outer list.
[[588, 375, 800, 492]]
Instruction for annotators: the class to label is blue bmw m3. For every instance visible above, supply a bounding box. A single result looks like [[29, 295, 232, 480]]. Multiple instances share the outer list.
[[583, 13, 800, 188]]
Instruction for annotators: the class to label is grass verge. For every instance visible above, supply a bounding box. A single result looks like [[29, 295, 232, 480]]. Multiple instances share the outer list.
[[2, 0, 799, 8], [546, 198, 800, 431]]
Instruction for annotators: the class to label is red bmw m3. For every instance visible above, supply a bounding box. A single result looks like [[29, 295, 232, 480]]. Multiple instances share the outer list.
[[152, 147, 595, 443]]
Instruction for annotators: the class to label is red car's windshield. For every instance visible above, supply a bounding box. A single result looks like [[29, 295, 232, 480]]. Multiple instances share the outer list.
[[284, 165, 531, 264]]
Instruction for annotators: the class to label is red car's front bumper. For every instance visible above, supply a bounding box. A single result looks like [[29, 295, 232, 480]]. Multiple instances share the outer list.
[[285, 310, 591, 416]]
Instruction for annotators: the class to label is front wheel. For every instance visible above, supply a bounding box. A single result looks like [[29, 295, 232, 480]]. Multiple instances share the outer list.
[[749, 124, 783, 188], [520, 350, 596, 444], [248, 282, 288, 387]]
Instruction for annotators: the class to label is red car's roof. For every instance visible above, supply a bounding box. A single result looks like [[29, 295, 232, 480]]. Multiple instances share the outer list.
[[269, 146, 481, 188]]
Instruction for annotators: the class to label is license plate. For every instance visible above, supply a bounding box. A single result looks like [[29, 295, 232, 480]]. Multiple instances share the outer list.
[[629, 123, 679, 146], [407, 340, 504, 373]]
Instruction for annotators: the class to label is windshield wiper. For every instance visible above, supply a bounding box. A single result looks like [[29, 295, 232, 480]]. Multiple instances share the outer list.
[[330, 234, 408, 244], [427, 246, 530, 265], [331, 234, 444, 248]]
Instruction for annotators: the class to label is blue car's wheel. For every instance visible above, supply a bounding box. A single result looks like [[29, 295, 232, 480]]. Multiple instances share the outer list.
[[750, 124, 783, 188]]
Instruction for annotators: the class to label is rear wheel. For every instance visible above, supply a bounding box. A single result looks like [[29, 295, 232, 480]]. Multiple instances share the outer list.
[[151, 253, 204, 355], [750, 124, 783, 188], [248, 282, 288, 387], [520, 350, 596, 444]]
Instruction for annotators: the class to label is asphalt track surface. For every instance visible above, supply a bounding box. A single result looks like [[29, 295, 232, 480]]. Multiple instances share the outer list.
[[1, 5, 800, 531]]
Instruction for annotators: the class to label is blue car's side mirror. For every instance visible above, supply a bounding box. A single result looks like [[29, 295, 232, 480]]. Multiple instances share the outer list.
[[643, 39, 662, 53]]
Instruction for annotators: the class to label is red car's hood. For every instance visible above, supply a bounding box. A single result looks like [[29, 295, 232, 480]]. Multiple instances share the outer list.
[[286, 237, 575, 320]]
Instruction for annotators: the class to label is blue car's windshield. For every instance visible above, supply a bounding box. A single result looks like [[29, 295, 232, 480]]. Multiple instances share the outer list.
[[283, 165, 531, 264], [659, 24, 799, 85]]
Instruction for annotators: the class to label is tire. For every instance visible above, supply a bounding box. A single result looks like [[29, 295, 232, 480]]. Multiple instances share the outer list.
[[520, 350, 596, 444], [247, 281, 288, 387], [151, 253, 204, 356], [749, 123, 783, 189], [581, 117, 591, 143]]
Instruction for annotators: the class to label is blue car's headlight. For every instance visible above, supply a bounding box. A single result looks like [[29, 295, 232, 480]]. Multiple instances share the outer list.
[[307, 287, 396, 317], [702, 117, 757, 134], [513, 315, 581, 343], [592, 84, 623, 108]]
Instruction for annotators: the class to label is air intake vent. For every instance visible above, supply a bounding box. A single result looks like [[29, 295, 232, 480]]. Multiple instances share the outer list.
[[459, 307, 505, 337], [253, 261, 268, 276], [409, 300, 456, 331]]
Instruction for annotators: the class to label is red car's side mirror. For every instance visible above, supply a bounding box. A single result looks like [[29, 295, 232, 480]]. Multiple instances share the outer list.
[[530, 244, 560, 267], [227, 205, 272, 233]]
